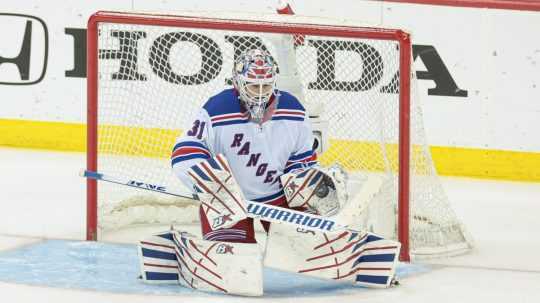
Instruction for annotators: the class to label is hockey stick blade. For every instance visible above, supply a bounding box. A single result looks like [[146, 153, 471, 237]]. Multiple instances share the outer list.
[[82, 170, 347, 233], [332, 175, 384, 225]]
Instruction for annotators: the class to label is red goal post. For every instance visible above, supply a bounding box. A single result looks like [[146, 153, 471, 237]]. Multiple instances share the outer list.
[[86, 11, 469, 262]]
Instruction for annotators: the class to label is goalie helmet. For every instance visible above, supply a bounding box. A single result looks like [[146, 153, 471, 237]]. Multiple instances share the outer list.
[[232, 49, 278, 122]]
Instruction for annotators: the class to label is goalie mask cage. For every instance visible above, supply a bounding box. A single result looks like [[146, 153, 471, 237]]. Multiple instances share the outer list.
[[87, 11, 472, 261]]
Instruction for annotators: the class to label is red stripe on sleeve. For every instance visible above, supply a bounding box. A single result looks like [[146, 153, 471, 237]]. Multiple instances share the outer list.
[[171, 147, 210, 158]]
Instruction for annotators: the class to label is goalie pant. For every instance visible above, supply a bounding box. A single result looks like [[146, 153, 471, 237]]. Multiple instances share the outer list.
[[199, 195, 302, 243]]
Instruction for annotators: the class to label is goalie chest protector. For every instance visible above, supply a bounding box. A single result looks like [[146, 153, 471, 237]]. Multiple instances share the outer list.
[[173, 88, 317, 204]]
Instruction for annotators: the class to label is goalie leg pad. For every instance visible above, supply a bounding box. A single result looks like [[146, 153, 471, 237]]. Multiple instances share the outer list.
[[139, 230, 264, 296], [264, 223, 401, 288], [139, 231, 182, 284]]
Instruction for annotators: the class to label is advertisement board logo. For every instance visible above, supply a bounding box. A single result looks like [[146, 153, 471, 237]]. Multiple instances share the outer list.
[[0, 13, 48, 85], [95, 29, 467, 97]]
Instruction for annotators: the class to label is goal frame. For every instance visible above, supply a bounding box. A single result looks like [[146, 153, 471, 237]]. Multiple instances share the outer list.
[[86, 11, 412, 261]]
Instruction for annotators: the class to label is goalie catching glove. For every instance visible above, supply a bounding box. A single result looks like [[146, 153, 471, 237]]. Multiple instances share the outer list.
[[187, 154, 247, 229], [281, 165, 348, 216]]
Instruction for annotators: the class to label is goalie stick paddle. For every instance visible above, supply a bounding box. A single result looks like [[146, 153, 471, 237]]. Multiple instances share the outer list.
[[82, 170, 345, 233]]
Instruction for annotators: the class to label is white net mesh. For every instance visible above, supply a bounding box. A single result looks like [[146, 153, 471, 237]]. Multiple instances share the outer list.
[[92, 13, 472, 258]]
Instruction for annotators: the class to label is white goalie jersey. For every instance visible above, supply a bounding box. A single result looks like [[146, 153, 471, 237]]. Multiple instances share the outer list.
[[171, 88, 317, 205]]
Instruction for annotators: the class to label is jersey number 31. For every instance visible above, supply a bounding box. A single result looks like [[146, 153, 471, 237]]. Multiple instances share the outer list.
[[187, 120, 206, 139]]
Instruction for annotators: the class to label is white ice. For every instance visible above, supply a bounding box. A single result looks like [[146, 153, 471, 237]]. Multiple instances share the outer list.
[[0, 146, 539, 302]]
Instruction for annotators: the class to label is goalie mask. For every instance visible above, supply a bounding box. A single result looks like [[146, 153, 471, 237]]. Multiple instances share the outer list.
[[232, 49, 278, 122]]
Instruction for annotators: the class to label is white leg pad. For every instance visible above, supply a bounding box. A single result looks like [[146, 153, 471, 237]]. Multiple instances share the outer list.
[[264, 223, 401, 288], [139, 230, 264, 296]]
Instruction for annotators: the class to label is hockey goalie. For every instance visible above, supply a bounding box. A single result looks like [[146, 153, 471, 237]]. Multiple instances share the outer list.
[[136, 48, 401, 296]]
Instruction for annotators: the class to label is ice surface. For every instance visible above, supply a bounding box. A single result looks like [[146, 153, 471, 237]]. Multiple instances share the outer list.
[[0, 239, 428, 296]]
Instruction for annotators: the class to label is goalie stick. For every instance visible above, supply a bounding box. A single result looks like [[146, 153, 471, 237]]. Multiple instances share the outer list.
[[83, 170, 341, 233]]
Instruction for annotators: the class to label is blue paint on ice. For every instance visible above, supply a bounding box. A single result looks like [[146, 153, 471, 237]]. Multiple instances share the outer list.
[[0, 240, 430, 297]]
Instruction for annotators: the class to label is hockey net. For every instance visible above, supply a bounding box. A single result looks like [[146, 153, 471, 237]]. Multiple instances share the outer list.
[[87, 11, 472, 260]]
